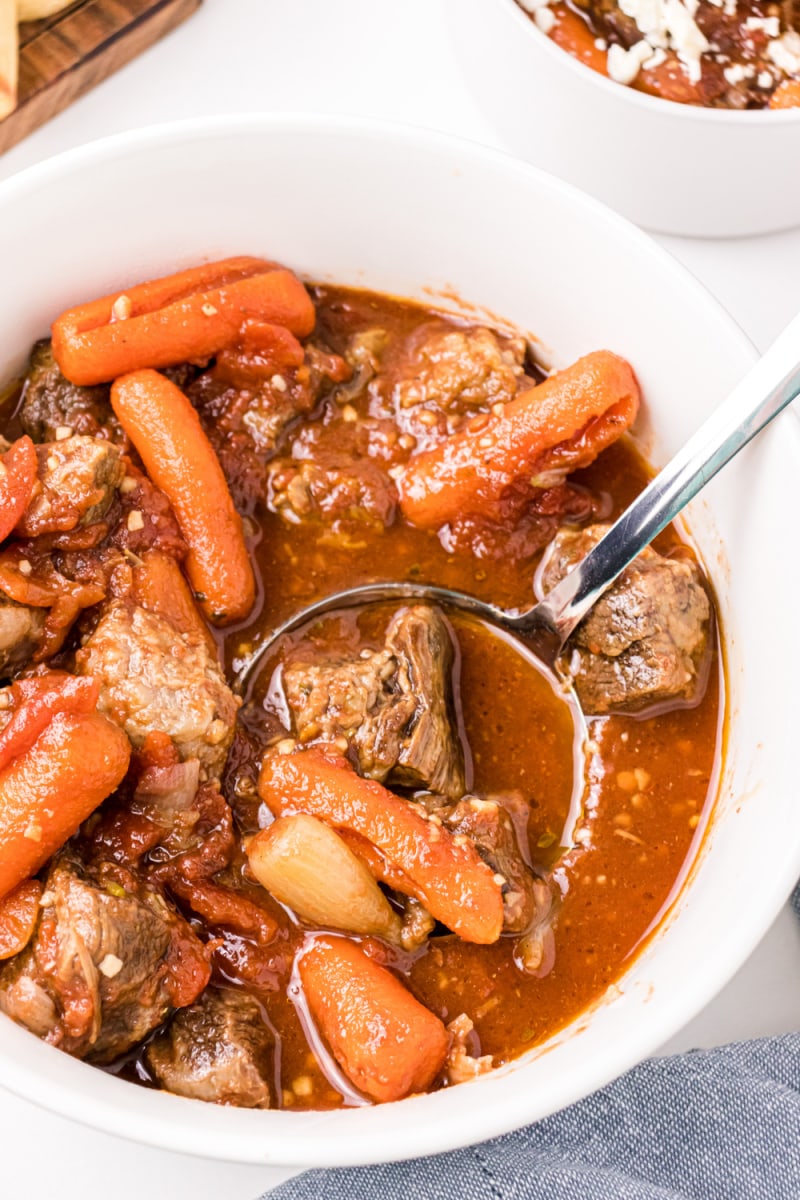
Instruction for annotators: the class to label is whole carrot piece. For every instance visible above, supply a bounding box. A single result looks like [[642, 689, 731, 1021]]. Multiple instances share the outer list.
[[258, 747, 503, 945], [111, 370, 255, 625], [0, 710, 131, 900], [52, 256, 315, 386], [398, 350, 639, 530], [298, 935, 448, 1102]]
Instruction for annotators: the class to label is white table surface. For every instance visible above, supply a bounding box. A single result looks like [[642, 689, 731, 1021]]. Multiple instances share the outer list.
[[1, 1, 799, 1195]]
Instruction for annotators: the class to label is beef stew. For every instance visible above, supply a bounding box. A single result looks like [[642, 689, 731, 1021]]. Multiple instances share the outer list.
[[0, 257, 721, 1110]]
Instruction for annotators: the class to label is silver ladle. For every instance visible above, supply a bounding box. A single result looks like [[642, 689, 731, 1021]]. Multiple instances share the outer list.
[[237, 313, 800, 689]]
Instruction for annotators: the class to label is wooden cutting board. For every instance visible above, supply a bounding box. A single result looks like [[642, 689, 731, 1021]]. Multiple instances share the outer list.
[[0, 0, 201, 155]]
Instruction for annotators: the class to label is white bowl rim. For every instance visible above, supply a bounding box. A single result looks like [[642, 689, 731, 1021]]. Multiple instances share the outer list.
[[0, 112, 797, 1168], [501, 0, 800, 123]]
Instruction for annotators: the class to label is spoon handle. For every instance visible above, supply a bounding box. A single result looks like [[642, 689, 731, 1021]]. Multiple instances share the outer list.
[[533, 310, 800, 644]]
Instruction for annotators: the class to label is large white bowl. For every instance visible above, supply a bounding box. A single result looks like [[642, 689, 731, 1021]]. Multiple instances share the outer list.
[[0, 115, 798, 1167], [449, 0, 800, 237]]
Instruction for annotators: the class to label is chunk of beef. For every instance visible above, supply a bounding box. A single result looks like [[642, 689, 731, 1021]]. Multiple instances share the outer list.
[[75, 601, 239, 779], [542, 524, 711, 715], [0, 853, 209, 1063], [186, 343, 350, 510], [439, 794, 542, 933], [283, 605, 465, 798], [386, 323, 526, 417], [146, 988, 273, 1107], [16, 436, 123, 537], [18, 341, 121, 444], [0, 597, 45, 677], [330, 328, 389, 406], [267, 454, 397, 541]]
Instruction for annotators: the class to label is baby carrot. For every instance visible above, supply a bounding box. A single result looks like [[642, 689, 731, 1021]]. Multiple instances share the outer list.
[[0, 710, 131, 900], [398, 350, 639, 530], [298, 935, 448, 1102], [258, 747, 503, 945], [52, 256, 315, 386], [111, 370, 255, 625]]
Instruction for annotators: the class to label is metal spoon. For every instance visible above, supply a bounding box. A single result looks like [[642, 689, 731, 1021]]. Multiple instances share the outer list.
[[237, 312, 800, 689]]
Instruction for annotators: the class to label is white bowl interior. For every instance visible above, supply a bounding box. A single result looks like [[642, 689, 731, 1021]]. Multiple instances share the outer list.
[[0, 116, 799, 1166]]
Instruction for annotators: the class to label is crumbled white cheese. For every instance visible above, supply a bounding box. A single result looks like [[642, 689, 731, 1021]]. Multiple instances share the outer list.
[[664, 0, 709, 83], [98, 954, 124, 979], [618, 0, 668, 47], [644, 46, 667, 68], [535, 7, 555, 33], [594, 36, 608, 49], [615, 0, 709, 83], [723, 62, 754, 84], [745, 16, 780, 37], [757, 69, 774, 88], [768, 31, 800, 76], [608, 39, 653, 83]]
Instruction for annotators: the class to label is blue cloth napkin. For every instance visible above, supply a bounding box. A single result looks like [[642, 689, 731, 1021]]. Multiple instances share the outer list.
[[265, 884, 800, 1200]]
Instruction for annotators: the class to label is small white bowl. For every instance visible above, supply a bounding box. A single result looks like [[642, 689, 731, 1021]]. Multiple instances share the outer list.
[[449, 0, 800, 237], [0, 115, 799, 1166]]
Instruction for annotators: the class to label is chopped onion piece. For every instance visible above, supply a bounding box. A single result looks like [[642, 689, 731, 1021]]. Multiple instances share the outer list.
[[247, 814, 403, 943]]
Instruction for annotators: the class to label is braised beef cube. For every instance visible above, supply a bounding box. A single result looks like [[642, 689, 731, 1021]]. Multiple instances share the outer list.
[[76, 601, 239, 780], [146, 988, 273, 1107], [441, 794, 542, 932], [386, 323, 526, 417], [284, 605, 465, 799], [187, 342, 350, 505], [0, 853, 209, 1063], [330, 328, 389, 406], [384, 606, 465, 796], [542, 524, 711, 715], [18, 340, 122, 443], [267, 455, 397, 540], [0, 598, 45, 677], [16, 435, 124, 537]]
